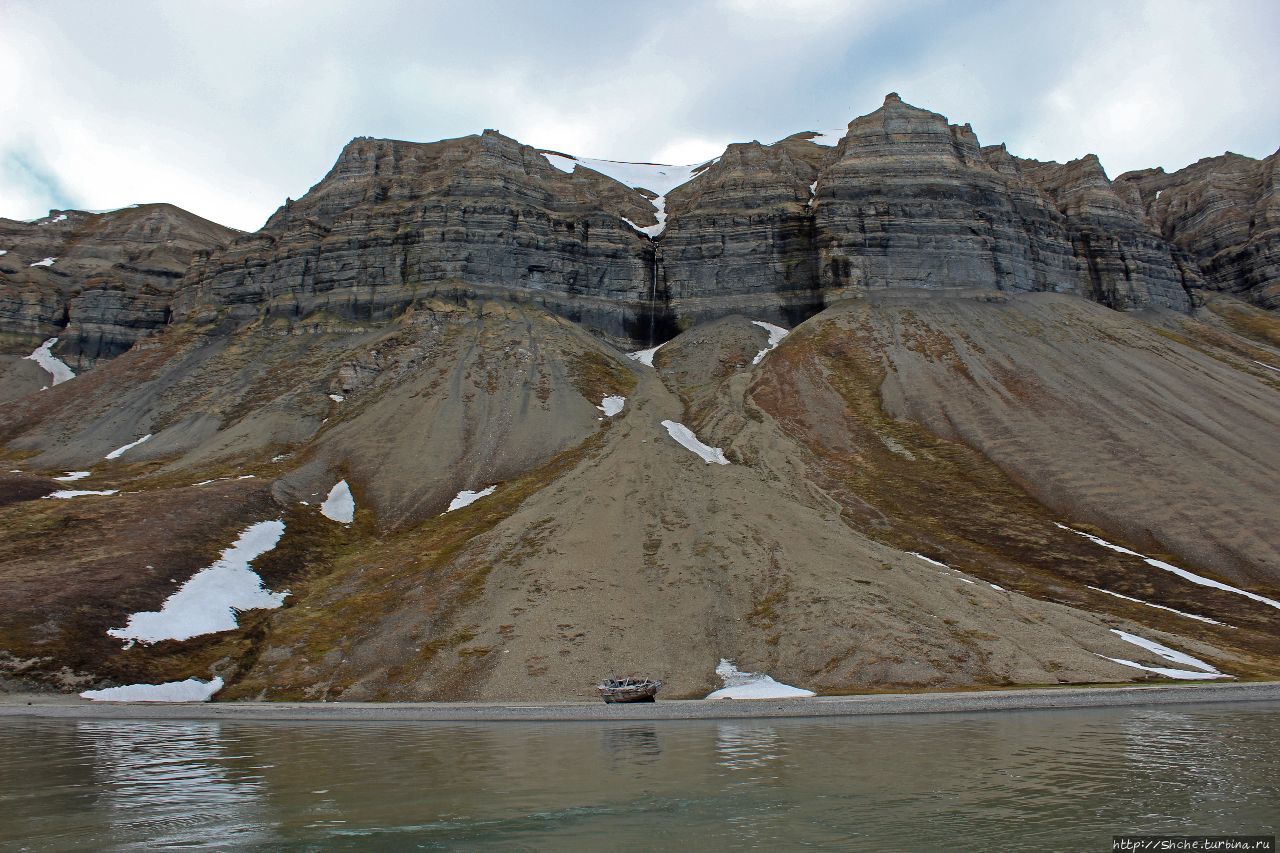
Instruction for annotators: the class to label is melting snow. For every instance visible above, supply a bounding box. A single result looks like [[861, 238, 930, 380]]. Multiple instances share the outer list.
[[1056, 523, 1280, 611], [750, 321, 789, 365], [44, 489, 118, 499], [329, 393, 345, 402], [81, 677, 224, 703], [105, 434, 152, 460], [540, 152, 710, 237], [1254, 360, 1280, 373], [1100, 629, 1230, 680], [908, 552, 949, 569], [1087, 585, 1228, 626], [627, 343, 664, 367], [29, 257, 56, 267], [320, 480, 355, 523], [53, 471, 91, 481], [446, 485, 497, 512], [24, 338, 75, 385], [598, 395, 626, 417], [107, 520, 287, 643], [661, 420, 729, 465], [706, 659, 815, 699]]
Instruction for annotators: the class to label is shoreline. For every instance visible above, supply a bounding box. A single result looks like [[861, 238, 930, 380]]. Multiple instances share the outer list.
[[2, 681, 1278, 723]]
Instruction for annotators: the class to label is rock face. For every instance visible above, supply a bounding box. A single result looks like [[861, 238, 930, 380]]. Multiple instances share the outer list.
[[174, 131, 662, 343], [660, 141, 822, 327], [1116, 151, 1280, 309], [5, 94, 1275, 374], [0, 205, 238, 368], [171, 94, 1242, 350], [804, 95, 1191, 310]]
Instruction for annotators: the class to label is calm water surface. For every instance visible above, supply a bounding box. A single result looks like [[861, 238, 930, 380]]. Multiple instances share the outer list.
[[1, 703, 1277, 850]]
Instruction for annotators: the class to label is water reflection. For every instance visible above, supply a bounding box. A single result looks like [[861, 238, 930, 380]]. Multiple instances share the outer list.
[[0, 704, 1276, 850], [715, 722, 782, 771], [79, 721, 274, 849], [601, 725, 662, 767]]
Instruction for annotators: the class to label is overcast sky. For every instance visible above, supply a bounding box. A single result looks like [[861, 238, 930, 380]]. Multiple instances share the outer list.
[[2, 0, 1277, 231]]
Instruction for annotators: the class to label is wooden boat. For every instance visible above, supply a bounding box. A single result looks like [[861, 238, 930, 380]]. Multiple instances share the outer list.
[[597, 677, 661, 703]]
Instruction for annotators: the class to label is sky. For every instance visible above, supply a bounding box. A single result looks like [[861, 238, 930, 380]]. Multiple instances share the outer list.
[[2, 0, 1277, 231]]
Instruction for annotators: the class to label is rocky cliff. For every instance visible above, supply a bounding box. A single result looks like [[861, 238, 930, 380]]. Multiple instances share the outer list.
[[7, 95, 1276, 378], [172, 94, 1274, 350], [173, 131, 663, 342], [1116, 150, 1280, 308], [0, 205, 238, 369]]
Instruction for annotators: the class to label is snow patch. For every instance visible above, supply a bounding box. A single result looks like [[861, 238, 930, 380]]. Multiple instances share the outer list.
[[1112, 629, 1220, 672], [105, 434, 152, 460], [540, 152, 708, 237], [24, 338, 75, 385], [627, 343, 664, 367], [750, 321, 789, 365], [1101, 658, 1227, 680], [1087, 585, 1228, 626], [908, 552, 949, 569], [329, 393, 345, 402], [29, 257, 56, 267], [598, 396, 626, 417], [1056, 523, 1280, 611], [44, 489, 118, 499], [0, 249, 7, 256], [1254, 360, 1280, 373], [446, 485, 496, 513], [107, 520, 287, 643], [320, 480, 355, 523], [53, 471, 91, 481], [1100, 629, 1230, 680], [81, 677, 224, 703], [706, 659, 815, 699], [661, 420, 729, 465]]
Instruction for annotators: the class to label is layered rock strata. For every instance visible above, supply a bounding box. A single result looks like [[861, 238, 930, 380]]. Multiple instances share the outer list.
[[173, 131, 664, 343], [1116, 151, 1280, 309], [175, 95, 1207, 346], [0, 204, 237, 367]]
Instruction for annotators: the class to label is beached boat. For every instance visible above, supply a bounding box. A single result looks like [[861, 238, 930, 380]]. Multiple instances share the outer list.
[[597, 677, 661, 703]]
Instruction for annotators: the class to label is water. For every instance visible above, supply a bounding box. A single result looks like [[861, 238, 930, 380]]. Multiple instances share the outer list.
[[1, 704, 1277, 850]]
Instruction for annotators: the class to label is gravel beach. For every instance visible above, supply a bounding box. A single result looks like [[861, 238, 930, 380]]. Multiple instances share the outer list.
[[3, 681, 1278, 723]]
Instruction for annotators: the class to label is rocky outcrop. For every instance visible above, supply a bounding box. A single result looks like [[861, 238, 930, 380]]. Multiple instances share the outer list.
[[1116, 151, 1280, 308], [174, 131, 663, 343], [660, 141, 823, 327], [986, 149, 1201, 310], [0, 205, 237, 368], [171, 94, 1220, 350], [808, 94, 1191, 311]]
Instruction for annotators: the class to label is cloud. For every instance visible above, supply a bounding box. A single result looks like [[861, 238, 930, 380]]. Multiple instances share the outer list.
[[0, 0, 1276, 230]]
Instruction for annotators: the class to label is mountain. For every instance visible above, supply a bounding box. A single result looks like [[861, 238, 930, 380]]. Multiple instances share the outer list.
[[0, 204, 239, 400], [1, 95, 1278, 700]]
